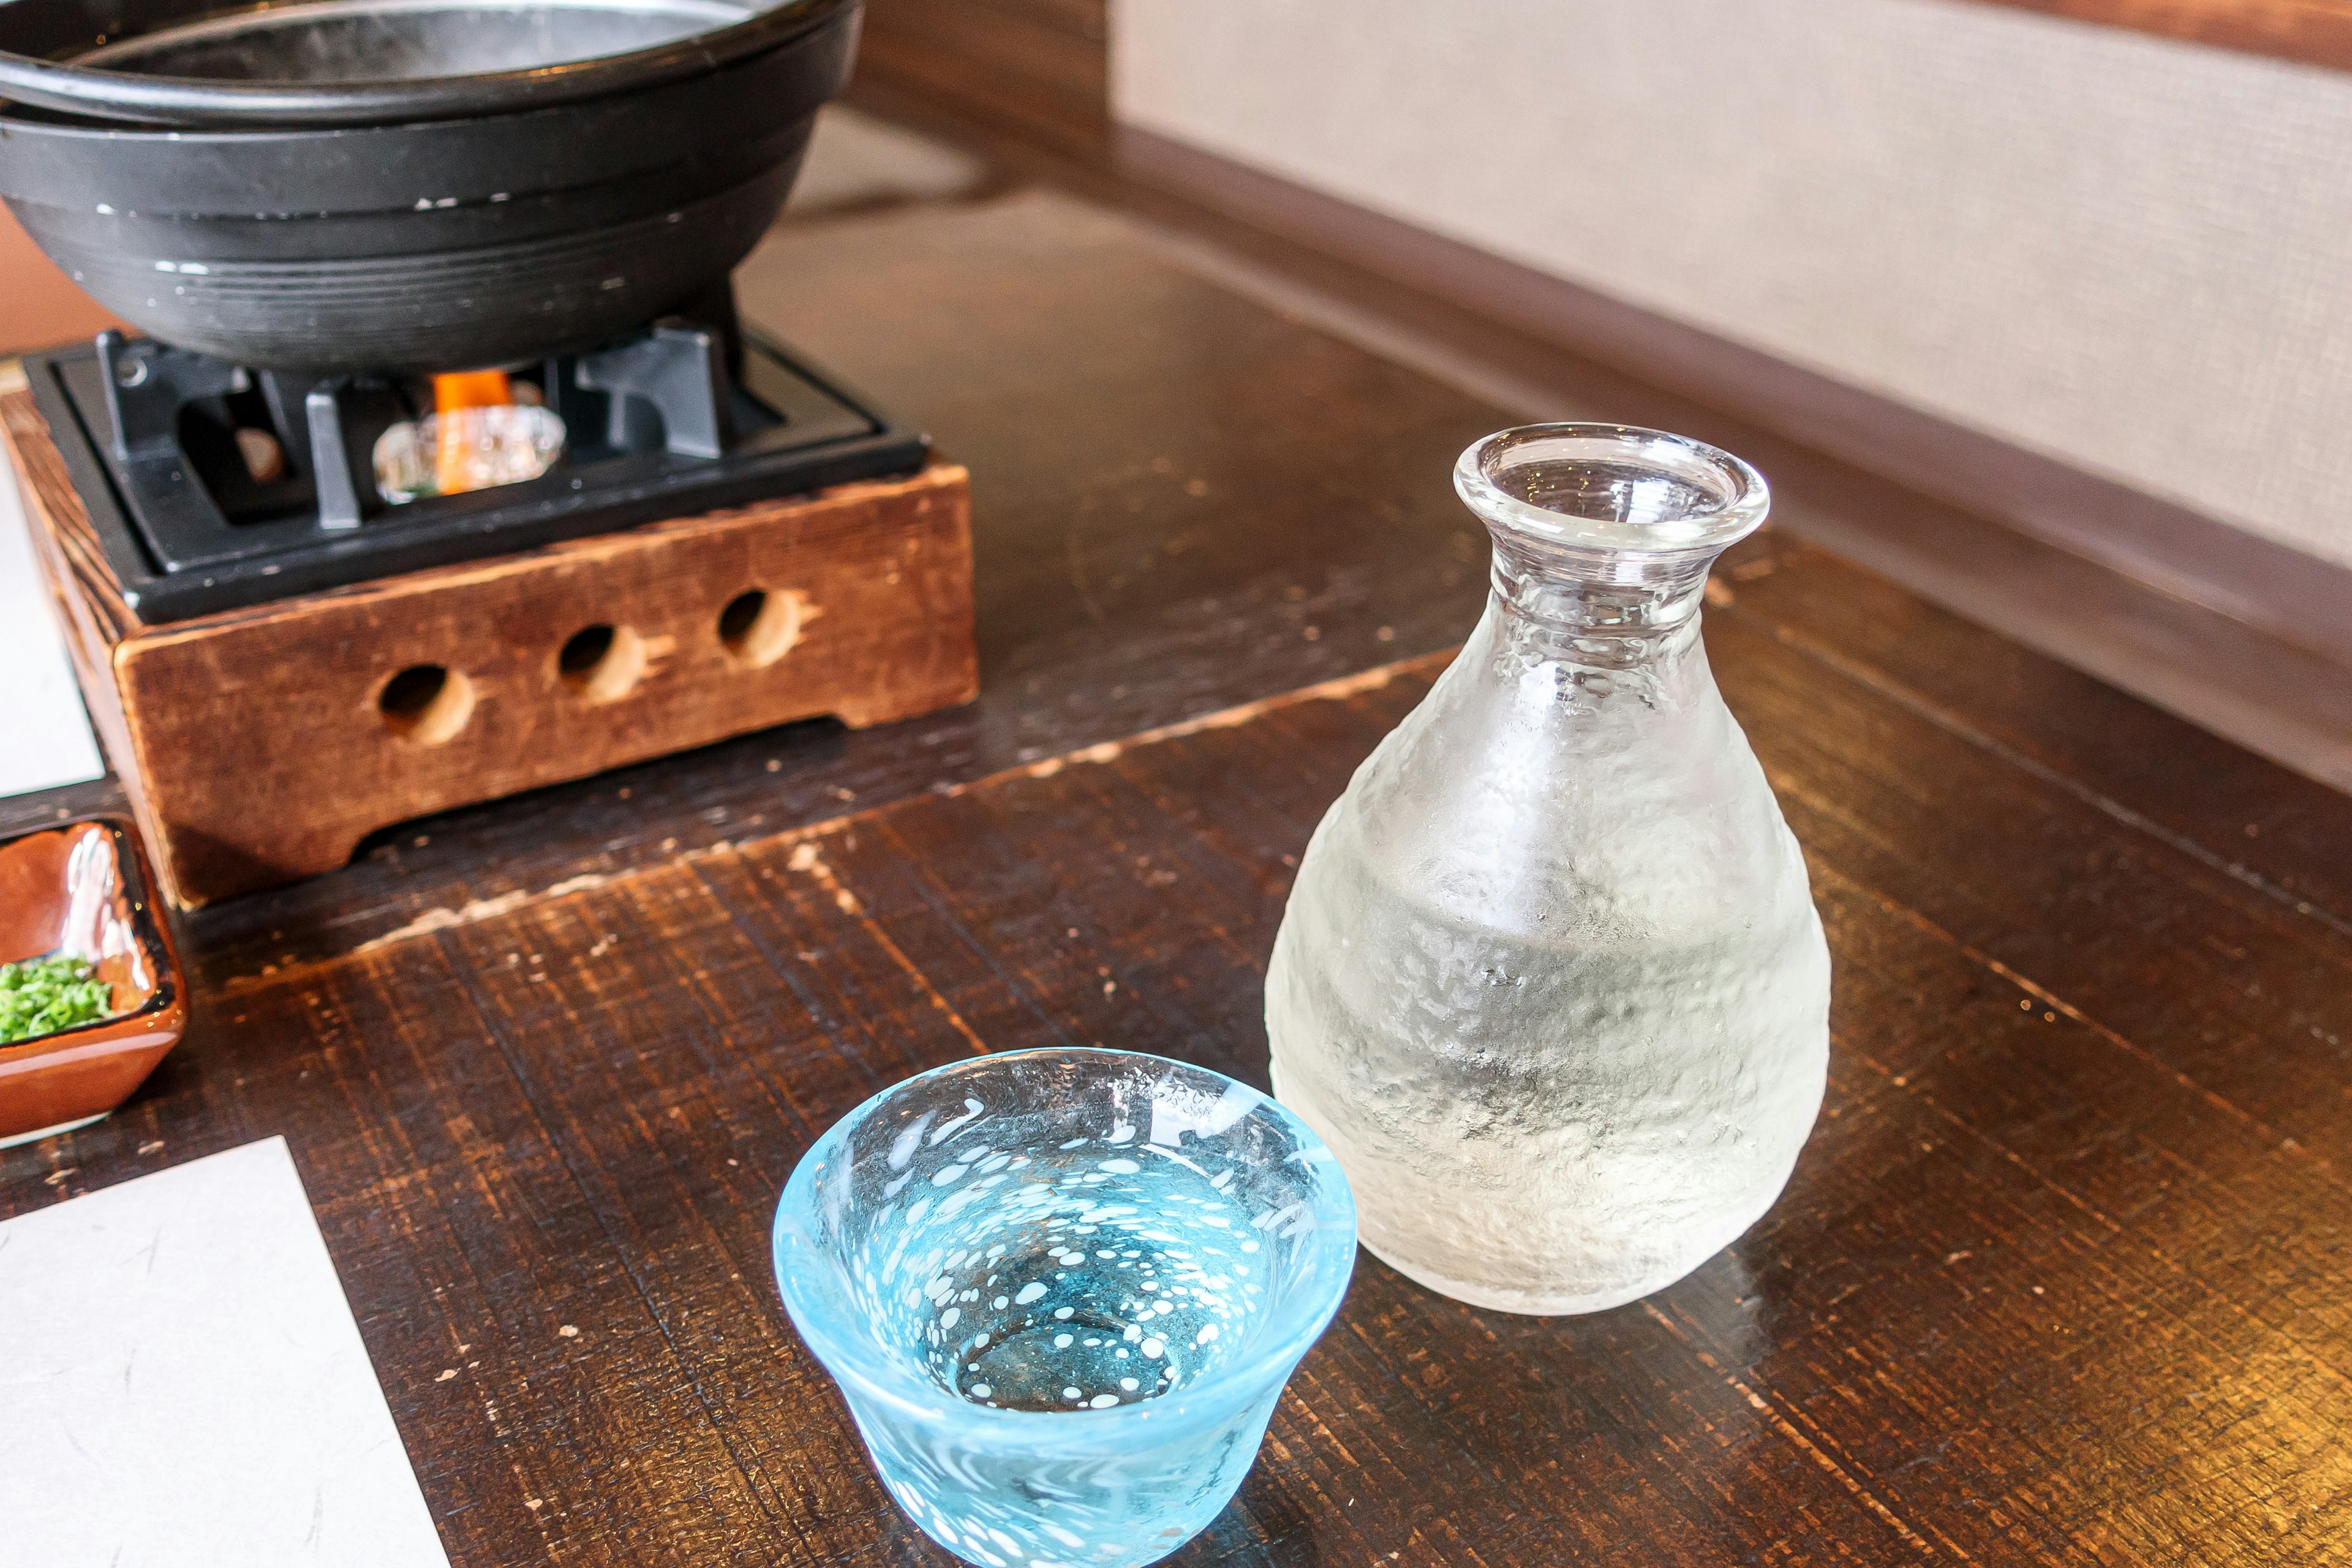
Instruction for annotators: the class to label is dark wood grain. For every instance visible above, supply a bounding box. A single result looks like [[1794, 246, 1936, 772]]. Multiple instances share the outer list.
[[9, 637, 2348, 1563], [4, 186, 2349, 1568], [1713, 539, 2352, 925], [0, 776, 120, 844]]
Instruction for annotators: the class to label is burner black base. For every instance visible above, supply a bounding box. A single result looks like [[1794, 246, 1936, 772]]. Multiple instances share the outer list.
[[25, 322, 927, 624]]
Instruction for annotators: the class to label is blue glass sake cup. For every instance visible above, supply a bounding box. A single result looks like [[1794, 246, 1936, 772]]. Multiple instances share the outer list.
[[774, 1048, 1357, 1568]]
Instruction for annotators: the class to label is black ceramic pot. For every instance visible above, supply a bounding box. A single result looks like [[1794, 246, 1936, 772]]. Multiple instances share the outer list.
[[0, 0, 859, 372], [0, 0, 845, 126]]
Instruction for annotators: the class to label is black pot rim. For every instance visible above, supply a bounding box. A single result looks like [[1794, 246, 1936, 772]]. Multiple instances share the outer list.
[[0, 0, 854, 129], [0, 29, 846, 218]]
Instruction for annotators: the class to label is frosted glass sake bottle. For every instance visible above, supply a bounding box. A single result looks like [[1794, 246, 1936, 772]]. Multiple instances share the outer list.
[[1265, 424, 1830, 1316]]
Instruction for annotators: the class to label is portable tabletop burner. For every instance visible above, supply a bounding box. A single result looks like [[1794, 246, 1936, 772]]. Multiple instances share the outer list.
[[5, 292, 978, 908], [27, 292, 929, 622]]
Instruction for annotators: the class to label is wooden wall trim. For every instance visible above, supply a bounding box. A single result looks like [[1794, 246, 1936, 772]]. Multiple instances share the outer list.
[[1966, 0, 2352, 74], [851, 0, 1108, 154], [1116, 126, 2352, 672]]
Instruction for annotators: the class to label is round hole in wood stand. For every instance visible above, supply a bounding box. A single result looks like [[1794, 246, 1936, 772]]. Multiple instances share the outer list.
[[378, 663, 475, 745], [718, 588, 805, 668], [559, 624, 647, 704]]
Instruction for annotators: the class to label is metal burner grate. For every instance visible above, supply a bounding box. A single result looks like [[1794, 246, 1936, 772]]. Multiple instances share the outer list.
[[28, 313, 927, 625]]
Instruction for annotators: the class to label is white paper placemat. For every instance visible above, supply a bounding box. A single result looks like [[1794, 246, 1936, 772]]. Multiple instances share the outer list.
[[0, 1137, 452, 1568], [0, 450, 104, 798]]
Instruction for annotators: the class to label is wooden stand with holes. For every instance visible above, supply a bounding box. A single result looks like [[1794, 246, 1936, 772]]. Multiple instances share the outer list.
[[2, 388, 978, 908]]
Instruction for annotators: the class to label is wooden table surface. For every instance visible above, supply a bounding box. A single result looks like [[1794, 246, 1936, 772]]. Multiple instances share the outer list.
[[7, 191, 2352, 1566]]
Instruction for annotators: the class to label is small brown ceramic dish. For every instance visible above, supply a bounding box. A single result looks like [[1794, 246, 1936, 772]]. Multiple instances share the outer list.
[[0, 817, 186, 1149]]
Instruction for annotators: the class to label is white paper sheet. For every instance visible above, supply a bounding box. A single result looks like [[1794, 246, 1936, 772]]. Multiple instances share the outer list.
[[0, 1138, 452, 1568], [0, 448, 105, 797]]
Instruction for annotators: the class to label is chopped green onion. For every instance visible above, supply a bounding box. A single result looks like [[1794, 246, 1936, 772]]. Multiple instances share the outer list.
[[0, 954, 116, 1045]]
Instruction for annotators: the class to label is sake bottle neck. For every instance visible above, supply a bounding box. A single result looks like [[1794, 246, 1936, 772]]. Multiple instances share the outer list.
[[1487, 540, 1712, 672], [1454, 423, 1768, 687]]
